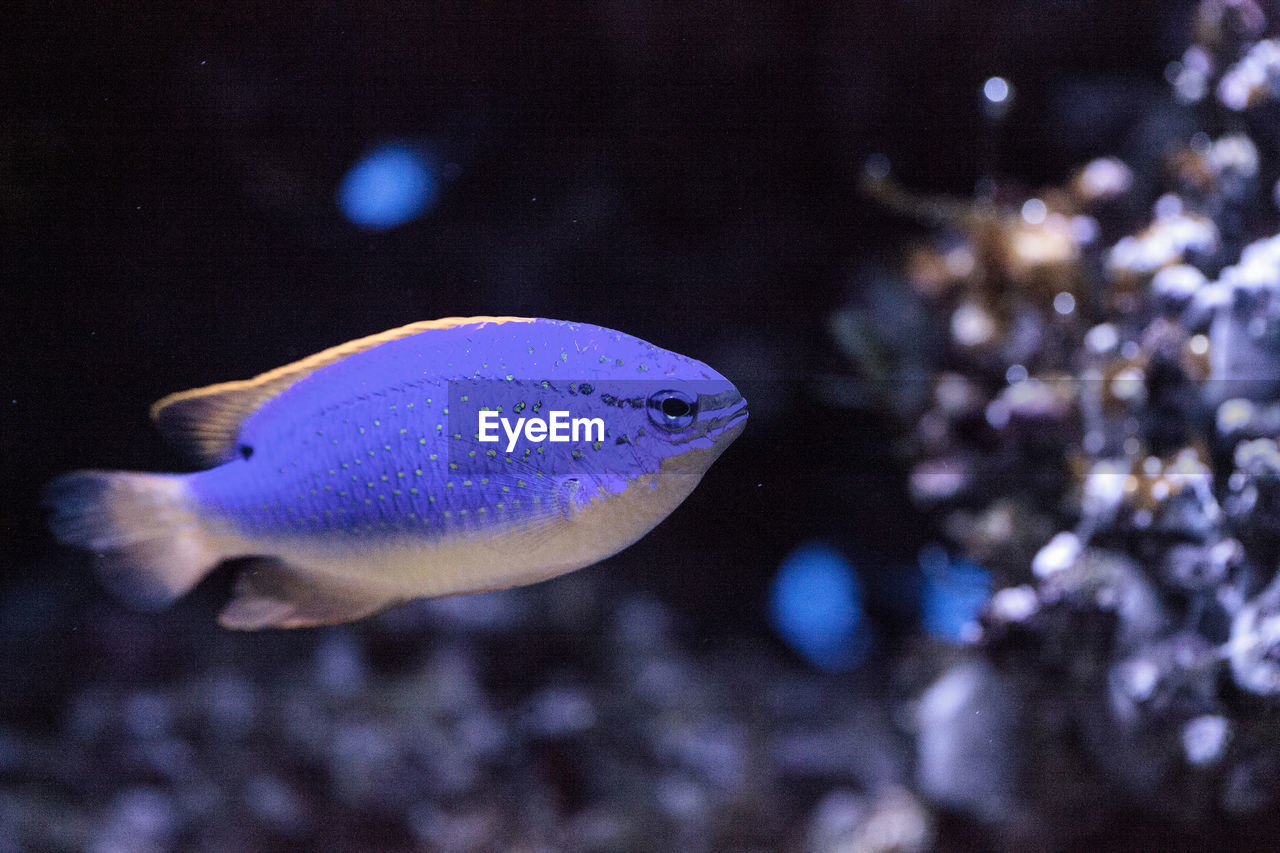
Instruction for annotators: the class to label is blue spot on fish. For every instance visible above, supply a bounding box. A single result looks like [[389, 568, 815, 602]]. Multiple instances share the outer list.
[[768, 543, 872, 672], [919, 545, 992, 643], [338, 144, 437, 230]]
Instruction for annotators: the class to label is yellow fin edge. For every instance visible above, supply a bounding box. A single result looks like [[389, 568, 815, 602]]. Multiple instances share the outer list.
[[150, 316, 535, 420], [149, 315, 536, 464]]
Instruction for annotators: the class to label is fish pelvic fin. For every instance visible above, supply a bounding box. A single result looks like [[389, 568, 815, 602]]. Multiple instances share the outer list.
[[149, 316, 537, 466], [44, 471, 225, 610], [218, 559, 401, 630]]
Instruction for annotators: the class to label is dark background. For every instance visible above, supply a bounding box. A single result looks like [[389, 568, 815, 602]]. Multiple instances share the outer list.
[[3, 2, 1236, 849], [2, 0, 1193, 622]]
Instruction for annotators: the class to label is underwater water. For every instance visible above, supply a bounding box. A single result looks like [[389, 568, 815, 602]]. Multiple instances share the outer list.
[[14, 0, 1280, 849]]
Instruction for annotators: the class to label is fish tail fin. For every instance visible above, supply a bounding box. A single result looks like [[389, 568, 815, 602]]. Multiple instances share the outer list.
[[44, 470, 226, 610]]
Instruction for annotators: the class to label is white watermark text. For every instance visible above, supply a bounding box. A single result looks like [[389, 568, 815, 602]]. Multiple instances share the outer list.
[[477, 410, 606, 453]]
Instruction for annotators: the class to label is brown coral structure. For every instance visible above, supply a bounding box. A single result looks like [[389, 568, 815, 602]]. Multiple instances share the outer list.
[[860, 1, 1280, 841]]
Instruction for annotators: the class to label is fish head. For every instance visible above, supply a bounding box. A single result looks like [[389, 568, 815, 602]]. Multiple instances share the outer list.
[[580, 358, 748, 487], [450, 321, 747, 509], [631, 378, 748, 463], [525, 356, 746, 533]]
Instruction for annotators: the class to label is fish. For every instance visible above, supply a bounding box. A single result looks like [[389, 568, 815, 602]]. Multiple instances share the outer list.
[[44, 317, 747, 629]]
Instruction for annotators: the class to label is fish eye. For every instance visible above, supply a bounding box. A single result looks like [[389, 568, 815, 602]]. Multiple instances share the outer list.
[[661, 397, 690, 418], [647, 389, 697, 431]]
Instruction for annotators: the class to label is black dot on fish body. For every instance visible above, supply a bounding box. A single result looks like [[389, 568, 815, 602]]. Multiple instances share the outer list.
[[239, 444, 254, 460]]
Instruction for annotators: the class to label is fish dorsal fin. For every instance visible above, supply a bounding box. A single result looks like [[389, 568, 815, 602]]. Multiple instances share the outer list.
[[150, 316, 536, 466]]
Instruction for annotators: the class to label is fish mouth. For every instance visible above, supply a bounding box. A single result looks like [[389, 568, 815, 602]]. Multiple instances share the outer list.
[[698, 387, 743, 413], [698, 389, 748, 438], [724, 398, 748, 426]]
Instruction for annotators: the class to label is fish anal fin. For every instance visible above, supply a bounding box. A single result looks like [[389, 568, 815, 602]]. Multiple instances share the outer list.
[[218, 559, 401, 630], [151, 316, 536, 466]]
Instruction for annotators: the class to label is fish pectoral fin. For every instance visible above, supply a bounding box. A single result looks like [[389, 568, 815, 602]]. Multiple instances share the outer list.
[[218, 559, 400, 630]]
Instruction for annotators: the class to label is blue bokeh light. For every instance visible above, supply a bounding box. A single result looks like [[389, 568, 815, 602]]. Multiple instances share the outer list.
[[337, 144, 437, 230], [768, 542, 872, 672], [920, 546, 993, 643], [983, 76, 1010, 104]]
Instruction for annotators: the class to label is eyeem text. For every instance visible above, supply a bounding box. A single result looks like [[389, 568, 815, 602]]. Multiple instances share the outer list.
[[477, 410, 606, 453]]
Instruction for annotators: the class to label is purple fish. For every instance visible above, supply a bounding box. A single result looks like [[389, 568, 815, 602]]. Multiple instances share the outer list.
[[45, 317, 746, 629]]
